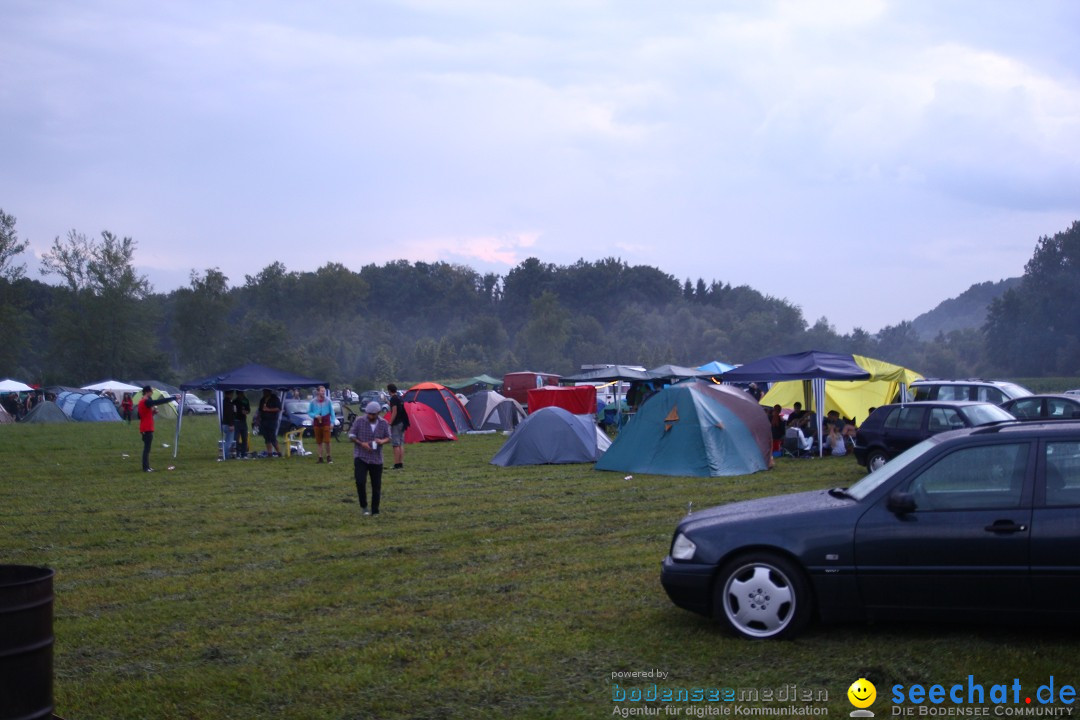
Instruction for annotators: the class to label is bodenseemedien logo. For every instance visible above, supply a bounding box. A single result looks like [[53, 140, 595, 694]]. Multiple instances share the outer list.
[[849, 678, 877, 717]]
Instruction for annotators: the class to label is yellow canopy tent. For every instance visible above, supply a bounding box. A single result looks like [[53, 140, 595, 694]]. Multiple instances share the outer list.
[[760, 354, 922, 424]]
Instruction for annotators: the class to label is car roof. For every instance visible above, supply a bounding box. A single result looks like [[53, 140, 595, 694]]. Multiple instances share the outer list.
[[1003, 393, 1080, 400], [876, 400, 996, 410], [963, 419, 1080, 437]]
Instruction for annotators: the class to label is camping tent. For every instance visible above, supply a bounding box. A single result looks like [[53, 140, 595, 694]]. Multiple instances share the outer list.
[[465, 391, 526, 431], [527, 386, 596, 415], [403, 382, 472, 434], [697, 361, 736, 376], [402, 401, 456, 443], [491, 406, 610, 466], [0, 403, 13, 424], [596, 380, 772, 477], [55, 390, 122, 422], [82, 379, 141, 395], [178, 363, 329, 456], [0, 379, 33, 393], [647, 364, 716, 381], [21, 400, 71, 423], [760, 354, 922, 425]]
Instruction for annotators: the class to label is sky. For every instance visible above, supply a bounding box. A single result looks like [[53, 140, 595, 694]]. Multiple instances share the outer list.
[[2, 0, 1079, 335]]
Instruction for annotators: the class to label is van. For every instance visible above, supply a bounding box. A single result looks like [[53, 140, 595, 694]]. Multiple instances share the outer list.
[[502, 371, 561, 407]]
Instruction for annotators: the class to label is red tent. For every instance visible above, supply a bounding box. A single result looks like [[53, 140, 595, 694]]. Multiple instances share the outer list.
[[527, 386, 596, 415], [403, 401, 456, 443], [404, 382, 472, 433]]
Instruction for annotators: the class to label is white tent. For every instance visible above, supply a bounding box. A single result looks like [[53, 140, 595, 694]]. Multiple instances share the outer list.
[[0, 378, 33, 392], [82, 379, 142, 394]]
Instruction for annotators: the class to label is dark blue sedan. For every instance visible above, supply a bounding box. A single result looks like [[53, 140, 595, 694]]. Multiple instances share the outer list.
[[661, 420, 1080, 639]]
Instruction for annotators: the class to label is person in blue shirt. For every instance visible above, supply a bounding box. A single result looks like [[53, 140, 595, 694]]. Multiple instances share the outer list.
[[308, 385, 336, 464]]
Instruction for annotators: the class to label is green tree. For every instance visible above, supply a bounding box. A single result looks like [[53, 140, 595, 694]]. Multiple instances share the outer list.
[[0, 209, 29, 281], [514, 291, 570, 372], [40, 230, 161, 381], [171, 268, 232, 375]]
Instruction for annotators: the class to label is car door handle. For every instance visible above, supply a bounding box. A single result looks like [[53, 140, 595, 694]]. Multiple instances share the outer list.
[[984, 520, 1027, 533]]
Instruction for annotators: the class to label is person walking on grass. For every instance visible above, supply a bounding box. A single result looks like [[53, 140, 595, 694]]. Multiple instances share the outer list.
[[349, 401, 390, 516], [386, 383, 409, 469], [308, 385, 336, 464], [137, 385, 178, 472]]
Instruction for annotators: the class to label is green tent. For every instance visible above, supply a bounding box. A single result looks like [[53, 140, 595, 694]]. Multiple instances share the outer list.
[[596, 381, 772, 478]]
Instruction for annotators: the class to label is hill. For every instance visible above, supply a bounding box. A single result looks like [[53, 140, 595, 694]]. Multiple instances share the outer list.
[[910, 277, 1021, 340]]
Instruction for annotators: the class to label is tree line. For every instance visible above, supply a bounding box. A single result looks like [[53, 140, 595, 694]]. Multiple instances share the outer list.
[[1, 209, 1078, 389]]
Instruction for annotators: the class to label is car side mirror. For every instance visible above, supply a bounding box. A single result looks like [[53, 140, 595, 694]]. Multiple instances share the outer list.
[[887, 491, 917, 515]]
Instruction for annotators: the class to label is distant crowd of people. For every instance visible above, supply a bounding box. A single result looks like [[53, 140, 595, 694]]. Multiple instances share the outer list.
[[768, 402, 858, 457]]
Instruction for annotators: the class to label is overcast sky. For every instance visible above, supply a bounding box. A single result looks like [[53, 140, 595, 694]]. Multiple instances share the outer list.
[[2, 0, 1079, 335]]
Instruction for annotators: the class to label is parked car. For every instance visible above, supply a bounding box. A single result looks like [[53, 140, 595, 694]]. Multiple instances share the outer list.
[[280, 399, 343, 437], [359, 389, 390, 413], [661, 419, 1080, 639], [903, 378, 1032, 404], [854, 401, 1014, 472], [1000, 394, 1080, 421], [182, 393, 216, 415]]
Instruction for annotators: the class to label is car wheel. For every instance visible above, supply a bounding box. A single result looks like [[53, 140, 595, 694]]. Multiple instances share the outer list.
[[714, 552, 812, 640], [866, 449, 888, 473]]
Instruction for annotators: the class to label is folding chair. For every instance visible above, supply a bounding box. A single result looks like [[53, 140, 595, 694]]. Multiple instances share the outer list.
[[285, 427, 309, 457]]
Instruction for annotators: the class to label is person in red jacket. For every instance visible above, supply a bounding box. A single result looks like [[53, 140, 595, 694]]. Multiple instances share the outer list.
[[138, 386, 178, 472]]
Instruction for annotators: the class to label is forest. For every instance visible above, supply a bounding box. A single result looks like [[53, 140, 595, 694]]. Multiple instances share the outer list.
[[1, 209, 1078, 390]]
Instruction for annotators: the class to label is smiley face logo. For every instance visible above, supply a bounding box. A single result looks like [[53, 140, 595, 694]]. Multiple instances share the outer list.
[[848, 678, 876, 709]]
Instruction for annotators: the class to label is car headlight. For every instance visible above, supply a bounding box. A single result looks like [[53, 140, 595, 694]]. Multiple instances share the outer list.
[[302, 420, 312, 426], [671, 533, 697, 560]]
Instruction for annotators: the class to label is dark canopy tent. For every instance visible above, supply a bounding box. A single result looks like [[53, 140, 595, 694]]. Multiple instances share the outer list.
[[176, 363, 329, 457], [646, 364, 716, 381], [721, 350, 871, 457]]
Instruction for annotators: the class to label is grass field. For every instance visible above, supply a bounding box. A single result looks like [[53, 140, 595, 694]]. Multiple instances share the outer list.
[[2, 417, 1080, 719]]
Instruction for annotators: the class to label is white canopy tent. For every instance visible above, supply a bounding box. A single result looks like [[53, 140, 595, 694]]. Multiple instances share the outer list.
[[81, 380, 142, 394], [0, 379, 33, 392]]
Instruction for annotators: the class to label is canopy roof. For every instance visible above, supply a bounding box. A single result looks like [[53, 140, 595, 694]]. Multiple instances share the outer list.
[[82, 379, 141, 394], [647, 364, 715, 380], [180, 363, 328, 391], [561, 366, 652, 382], [442, 374, 502, 390], [0, 378, 33, 392], [721, 350, 872, 382]]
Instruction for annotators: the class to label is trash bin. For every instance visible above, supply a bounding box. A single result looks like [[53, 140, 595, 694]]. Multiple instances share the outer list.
[[0, 565, 54, 720]]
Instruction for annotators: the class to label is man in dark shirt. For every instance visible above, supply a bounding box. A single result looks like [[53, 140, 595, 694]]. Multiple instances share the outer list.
[[386, 383, 409, 470]]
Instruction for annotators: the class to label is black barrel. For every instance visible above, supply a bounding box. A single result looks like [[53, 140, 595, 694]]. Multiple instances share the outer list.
[[0, 565, 54, 720]]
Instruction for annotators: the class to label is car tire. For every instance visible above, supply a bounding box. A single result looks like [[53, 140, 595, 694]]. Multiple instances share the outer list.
[[713, 552, 812, 640], [866, 449, 888, 473]]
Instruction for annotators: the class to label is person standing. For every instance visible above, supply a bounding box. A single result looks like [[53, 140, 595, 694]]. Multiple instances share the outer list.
[[349, 401, 390, 516], [308, 385, 336, 464], [386, 383, 409, 469], [120, 392, 134, 423], [220, 390, 236, 460], [233, 390, 251, 458], [137, 385, 178, 472], [258, 388, 282, 457]]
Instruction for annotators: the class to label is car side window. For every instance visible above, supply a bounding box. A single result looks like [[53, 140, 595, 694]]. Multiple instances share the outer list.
[[977, 386, 1007, 404], [928, 408, 949, 432], [906, 442, 1029, 510], [1009, 399, 1041, 420], [1047, 399, 1080, 419], [912, 386, 934, 401], [894, 406, 927, 431], [883, 408, 901, 429], [1044, 441, 1080, 507], [936, 385, 967, 401]]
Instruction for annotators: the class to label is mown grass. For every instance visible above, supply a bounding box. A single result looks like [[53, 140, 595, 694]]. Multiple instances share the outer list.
[[2, 418, 1079, 719]]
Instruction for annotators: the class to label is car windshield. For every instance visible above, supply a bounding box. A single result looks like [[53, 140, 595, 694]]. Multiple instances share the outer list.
[[846, 436, 942, 500], [963, 404, 1016, 425], [284, 401, 309, 414], [998, 382, 1032, 399]]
